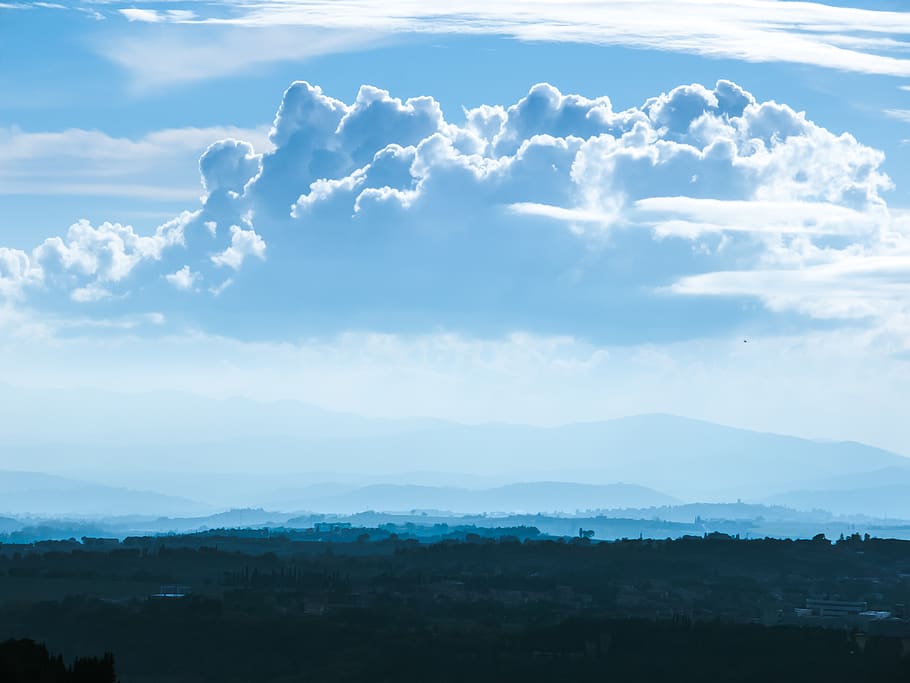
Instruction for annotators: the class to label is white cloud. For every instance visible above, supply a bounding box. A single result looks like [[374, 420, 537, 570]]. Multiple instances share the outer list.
[[208, 277, 234, 296], [667, 207, 910, 326], [119, 8, 195, 23], [199, 138, 262, 196], [0, 78, 902, 348], [885, 108, 910, 123], [77, 5, 104, 20], [35, 218, 184, 285], [1, 182, 201, 201], [672, 246, 910, 323], [103, 0, 910, 85], [633, 197, 883, 238], [515, 193, 888, 247], [0, 124, 273, 201], [509, 202, 613, 228], [0, 2, 104, 18], [0, 247, 40, 297], [71, 283, 113, 303], [22, 213, 193, 303], [119, 8, 160, 22], [195, 79, 910, 341], [210, 225, 266, 269], [165, 265, 200, 290], [99, 25, 384, 90]]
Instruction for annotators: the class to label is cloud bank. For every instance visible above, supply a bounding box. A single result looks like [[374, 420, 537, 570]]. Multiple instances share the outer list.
[[1, 78, 905, 344]]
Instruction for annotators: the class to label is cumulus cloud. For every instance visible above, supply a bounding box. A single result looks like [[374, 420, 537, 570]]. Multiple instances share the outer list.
[[0, 247, 39, 297], [199, 138, 262, 197], [33, 218, 185, 291], [165, 265, 200, 291], [210, 225, 267, 269], [0, 78, 902, 344]]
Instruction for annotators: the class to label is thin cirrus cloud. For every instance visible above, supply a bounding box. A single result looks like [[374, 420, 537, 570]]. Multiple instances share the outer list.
[[1, 2, 103, 19], [0, 77, 903, 346], [512, 198, 884, 238], [631, 197, 886, 238], [0, 124, 273, 201], [102, 0, 910, 86], [120, 8, 196, 23], [671, 250, 910, 324], [885, 109, 910, 123], [98, 23, 386, 90]]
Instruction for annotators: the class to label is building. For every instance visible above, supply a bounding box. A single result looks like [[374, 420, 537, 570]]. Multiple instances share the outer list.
[[151, 585, 191, 599], [804, 599, 867, 618]]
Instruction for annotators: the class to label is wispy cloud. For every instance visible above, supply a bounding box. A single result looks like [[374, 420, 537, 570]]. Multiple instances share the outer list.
[[514, 198, 883, 238], [0, 124, 272, 201], [509, 203, 615, 230], [99, 23, 385, 89], [633, 197, 883, 238], [0, 182, 200, 200], [120, 8, 195, 22], [1, 1, 104, 18], [104, 0, 910, 84], [885, 108, 910, 123], [671, 218, 910, 325]]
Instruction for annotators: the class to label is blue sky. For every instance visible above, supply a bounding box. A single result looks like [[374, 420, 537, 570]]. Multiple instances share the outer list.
[[2, 1, 910, 454]]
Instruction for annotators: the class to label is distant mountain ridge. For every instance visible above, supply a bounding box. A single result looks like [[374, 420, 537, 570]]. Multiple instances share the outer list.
[[225, 413, 907, 501], [1, 385, 908, 510], [17, 413, 908, 505], [0, 471, 212, 517], [268, 481, 679, 514], [764, 484, 910, 519]]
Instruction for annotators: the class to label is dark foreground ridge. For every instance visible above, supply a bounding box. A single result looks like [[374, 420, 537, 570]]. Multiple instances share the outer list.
[[1, 528, 909, 682], [0, 639, 116, 682]]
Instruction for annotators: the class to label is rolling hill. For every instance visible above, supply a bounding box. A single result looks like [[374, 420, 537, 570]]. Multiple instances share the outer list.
[[0, 471, 212, 517]]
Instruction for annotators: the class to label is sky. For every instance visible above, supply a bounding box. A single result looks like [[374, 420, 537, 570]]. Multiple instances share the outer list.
[[2, 0, 910, 455]]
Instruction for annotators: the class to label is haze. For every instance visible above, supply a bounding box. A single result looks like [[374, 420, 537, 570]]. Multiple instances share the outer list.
[[2, 0, 910, 523]]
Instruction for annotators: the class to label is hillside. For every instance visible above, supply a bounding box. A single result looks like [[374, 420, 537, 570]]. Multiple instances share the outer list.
[[0, 471, 212, 517]]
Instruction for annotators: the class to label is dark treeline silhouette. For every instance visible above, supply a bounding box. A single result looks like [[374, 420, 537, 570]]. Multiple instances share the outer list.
[[1, 599, 907, 682], [1, 530, 909, 681], [0, 639, 116, 682]]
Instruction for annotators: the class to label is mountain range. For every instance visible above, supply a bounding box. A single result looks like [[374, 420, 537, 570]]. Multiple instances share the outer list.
[[265, 481, 679, 514], [2, 385, 909, 516], [0, 471, 212, 517]]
